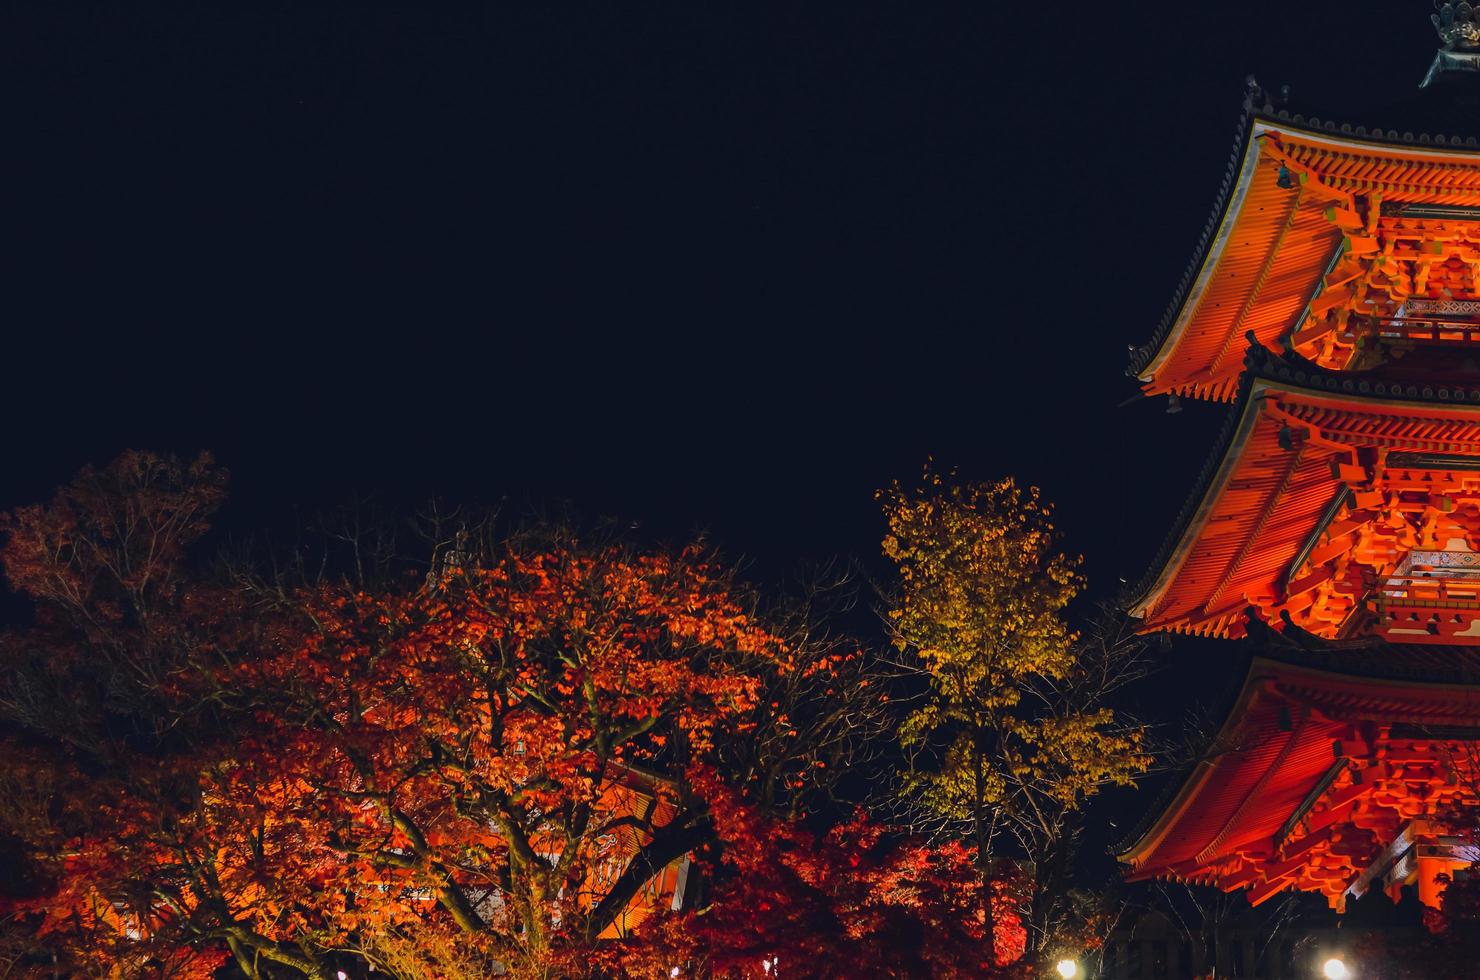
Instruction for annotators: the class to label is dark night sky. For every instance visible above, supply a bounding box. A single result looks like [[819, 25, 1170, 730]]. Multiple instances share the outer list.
[[3, 2, 1427, 574], [1, 0, 1449, 864]]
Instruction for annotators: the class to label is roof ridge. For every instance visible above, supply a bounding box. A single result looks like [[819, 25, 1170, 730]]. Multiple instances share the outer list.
[[1246, 339, 1480, 405], [1127, 82, 1259, 381]]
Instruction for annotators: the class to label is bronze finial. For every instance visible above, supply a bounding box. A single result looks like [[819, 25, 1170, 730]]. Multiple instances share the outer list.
[[1434, 1, 1480, 51]]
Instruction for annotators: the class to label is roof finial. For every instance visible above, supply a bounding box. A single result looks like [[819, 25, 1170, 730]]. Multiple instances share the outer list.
[[1434, 2, 1480, 50], [1423, 2, 1480, 86]]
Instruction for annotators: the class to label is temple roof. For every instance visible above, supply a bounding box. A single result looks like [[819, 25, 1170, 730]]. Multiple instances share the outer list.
[[1116, 621, 1480, 905], [1118, 4, 1480, 915], [1244, 614, 1480, 684], [1115, 618, 1480, 857], [1129, 72, 1480, 402], [1130, 342, 1480, 637]]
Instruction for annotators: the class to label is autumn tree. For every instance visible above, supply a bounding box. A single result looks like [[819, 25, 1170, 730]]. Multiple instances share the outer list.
[[636, 768, 1028, 980], [0, 451, 245, 978], [233, 531, 804, 977], [878, 468, 1152, 963], [0, 453, 934, 979]]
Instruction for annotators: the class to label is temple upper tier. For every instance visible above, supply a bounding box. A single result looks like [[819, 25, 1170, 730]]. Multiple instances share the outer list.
[[1130, 76, 1480, 402]]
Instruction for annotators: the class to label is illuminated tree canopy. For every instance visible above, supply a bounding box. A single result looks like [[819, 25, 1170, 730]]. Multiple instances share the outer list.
[[0, 453, 1050, 979]]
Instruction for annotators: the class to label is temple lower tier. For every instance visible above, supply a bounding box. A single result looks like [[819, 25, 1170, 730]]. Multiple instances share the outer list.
[[1117, 622, 1480, 909]]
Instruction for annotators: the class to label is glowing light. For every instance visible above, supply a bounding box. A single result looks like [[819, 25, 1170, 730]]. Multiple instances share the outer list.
[[669, 969, 681, 978], [337, 973, 348, 980], [1322, 958, 1349, 980], [1055, 960, 1078, 979]]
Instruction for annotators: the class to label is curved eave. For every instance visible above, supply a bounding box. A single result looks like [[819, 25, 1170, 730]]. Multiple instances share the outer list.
[[1134, 114, 1480, 402], [1133, 119, 1264, 390], [1130, 104, 1263, 392], [1117, 759, 1219, 874], [1116, 663, 1266, 868], [1126, 377, 1265, 628]]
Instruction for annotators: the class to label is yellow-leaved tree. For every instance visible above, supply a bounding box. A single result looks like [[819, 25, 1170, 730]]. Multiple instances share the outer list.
[[879, 467, 1153, 963]]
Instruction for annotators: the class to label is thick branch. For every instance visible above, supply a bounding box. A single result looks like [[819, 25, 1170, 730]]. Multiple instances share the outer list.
[[581, 813, 713, 942], [390, 808, 489, 933]]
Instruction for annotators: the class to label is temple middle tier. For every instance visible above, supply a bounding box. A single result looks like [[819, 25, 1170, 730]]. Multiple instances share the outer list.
[[1133, 343, 1480, 643]]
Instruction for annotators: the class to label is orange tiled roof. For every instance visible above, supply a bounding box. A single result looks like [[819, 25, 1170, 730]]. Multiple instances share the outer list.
[[1133, 109, 1480, 402], [1118, 652, 1480, 907]]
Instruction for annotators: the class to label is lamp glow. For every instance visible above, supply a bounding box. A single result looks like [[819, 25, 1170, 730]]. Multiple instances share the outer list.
[[1322, 958, 1349, 980], [1055, 960, 1078, 979]]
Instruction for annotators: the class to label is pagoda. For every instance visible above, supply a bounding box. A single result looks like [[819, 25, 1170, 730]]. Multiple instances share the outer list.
[[1117, 5, 1480, 911]]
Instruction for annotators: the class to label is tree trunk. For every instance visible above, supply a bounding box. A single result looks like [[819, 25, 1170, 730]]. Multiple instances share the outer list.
[[1029, 817, 1078, 972], [975, 742, 995, 961], [226, 935, 261, 980]]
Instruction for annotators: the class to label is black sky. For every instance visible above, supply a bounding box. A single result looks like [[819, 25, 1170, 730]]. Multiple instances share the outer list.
[[2, 0, 1445, 777], [4, 0, 1455, 895]]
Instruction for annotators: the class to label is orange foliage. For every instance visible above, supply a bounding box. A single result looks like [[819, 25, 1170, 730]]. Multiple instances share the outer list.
[[201, 542, 784, 973], [0, 453, 1014, 978], [622, 767, 1026, 979]]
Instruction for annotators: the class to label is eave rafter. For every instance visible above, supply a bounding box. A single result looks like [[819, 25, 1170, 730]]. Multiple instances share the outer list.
[[1195, 703, 1309, 867]]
